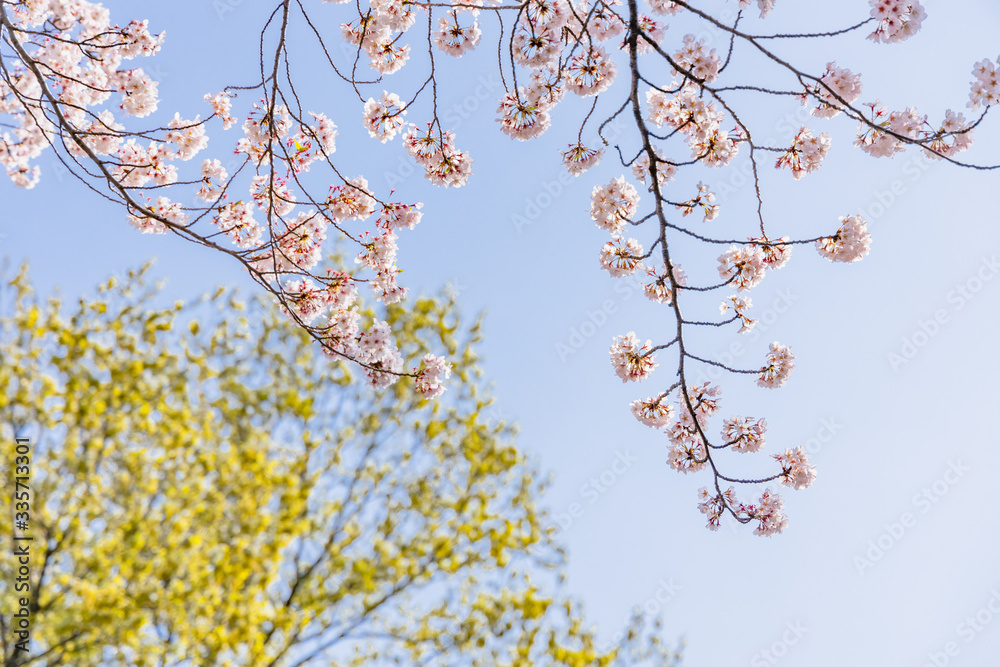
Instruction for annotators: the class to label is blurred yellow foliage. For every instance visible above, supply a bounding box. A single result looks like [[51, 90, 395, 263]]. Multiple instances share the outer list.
[[0, 262, 682, 667]]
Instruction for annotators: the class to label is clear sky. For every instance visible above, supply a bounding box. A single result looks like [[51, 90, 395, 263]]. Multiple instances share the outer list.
[[3, 1, 1000, 665]]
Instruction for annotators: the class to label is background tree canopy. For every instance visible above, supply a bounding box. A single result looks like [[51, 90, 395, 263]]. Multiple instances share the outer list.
[[0, 263, 681, 667]]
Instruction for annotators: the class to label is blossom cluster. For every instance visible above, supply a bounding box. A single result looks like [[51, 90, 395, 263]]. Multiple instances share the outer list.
[[562, 143, 605, 176], [0, 3, 168, 188], [855, 102, 974, 160], [756, 342, 795, 389], [6, 0, 995, 535], [775, 127, 831, 180], [867, 0, 926, 44], [645, 84, 737, 167], [808, 62, 863, 119], [600, 236, 645, 277], [739, 0, 776, 18], [666, 382, 721, 475], [590, 176, 641, 234], [630, 393, 674, 428], [722, 416, 767, 454], [816, 214, 872, 264], [610, 332, 658, 383], [2, 0, 458, 395], [717, 244, 767, 292], [720, 295, 755, 334], [969, 56, 1000, 110], [697, 486, 787, 536], [414, 354, 453, 399], [402, 124, 473, 188], [773, 447, 817, 490], [643, 263, 686, 305]]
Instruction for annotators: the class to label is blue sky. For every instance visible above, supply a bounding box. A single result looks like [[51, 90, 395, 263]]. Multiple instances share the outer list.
[[3, 1, 1000, 665]]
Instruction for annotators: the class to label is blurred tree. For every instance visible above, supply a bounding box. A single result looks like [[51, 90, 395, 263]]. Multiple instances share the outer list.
[[0, 264, 681, 667]]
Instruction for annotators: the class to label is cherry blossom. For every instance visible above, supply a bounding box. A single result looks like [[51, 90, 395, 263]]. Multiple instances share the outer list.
[[808, 62, 863, 119], [646, 0, 683, 16], [719, 295, 755, 334], [497, 89, 551, 141], [751, 236, 792, 270], [128, 197, 185, 234], [776, 126, 831, 179], [631, 150, 676, 187], [3, 0, 994, 534], [562, 143, 604, 176], [739, 0, 775, 18], [610, 332, 658, 383], [512, 23, 562, 68], [630, 394, 674, 428], [600, 236, 645, 278], [773, 447, 817, 490], [867, 0, 926, 44], [434, 13, 482, 57], [722, 416, 767, 454], [283, 278, 332, 325], [969, 56, 1000, 110], [749, 489, 788, 537], [414, 354, 453, 399], [675, 182, 719, 221], [564, 47, 617, 97], [718, 245, 766, 292], [326, 177, 377, 222], [205, 92, 238, 130], [816, 214, 872, 263], [643, 263, 686, 305], [696, 486, 734, 531], [590, 176, 640, 234], [402, 124, 473, 188], [215, 201, 263, 249], [672, 35, 721, 83], [757, 342, 795, 389], [363, 91, 408, 143], [371, 0, 417, 32]]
